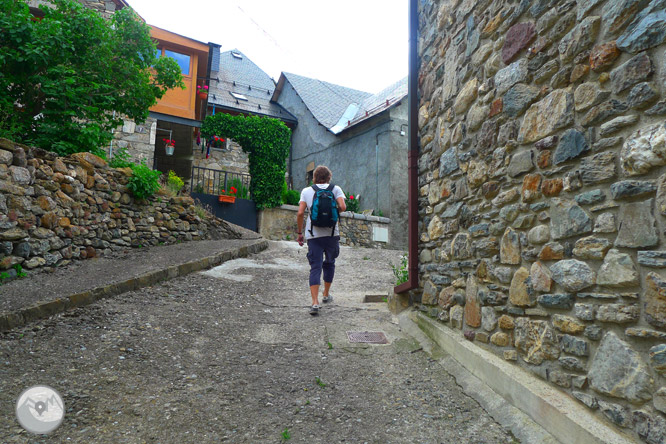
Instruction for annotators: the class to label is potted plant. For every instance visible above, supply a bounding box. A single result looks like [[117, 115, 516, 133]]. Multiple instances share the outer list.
[[162, 138, 175, 156], [345, 192, 360, 213], [197, 84, 209, 100], [218, 186, 237, 203], [212, 135, 225, 148]]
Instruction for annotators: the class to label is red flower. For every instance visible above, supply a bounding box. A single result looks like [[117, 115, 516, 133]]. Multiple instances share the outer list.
[[350, 195, 354, 200], [230, 186, 237, 194]]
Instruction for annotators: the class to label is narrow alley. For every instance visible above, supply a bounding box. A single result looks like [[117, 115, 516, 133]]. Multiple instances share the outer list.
[[0, 242, 517, 443]]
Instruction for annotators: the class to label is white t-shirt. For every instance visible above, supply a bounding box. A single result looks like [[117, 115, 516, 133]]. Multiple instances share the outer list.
[[300, 184, 346, 240]]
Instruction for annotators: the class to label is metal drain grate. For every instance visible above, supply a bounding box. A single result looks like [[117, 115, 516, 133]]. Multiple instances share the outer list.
[[346, 331, 389, 344]]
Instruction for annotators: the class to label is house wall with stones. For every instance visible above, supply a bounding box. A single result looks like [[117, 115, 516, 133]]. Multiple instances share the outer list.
[[416, 0, 666, 441], [108, 117, 157, 168], [0, 138, 240, 277], [192, 139, 250, 176]]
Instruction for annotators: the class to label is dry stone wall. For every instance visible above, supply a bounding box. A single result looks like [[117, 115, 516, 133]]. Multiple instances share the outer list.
[[0, 138, 241, 278], [417, 0, 666, 441]]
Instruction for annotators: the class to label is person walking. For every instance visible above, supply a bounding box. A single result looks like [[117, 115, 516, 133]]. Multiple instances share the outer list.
[[296, 166, 346, 315]]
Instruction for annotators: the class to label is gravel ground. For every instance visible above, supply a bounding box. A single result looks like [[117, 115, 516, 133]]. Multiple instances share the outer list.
[[0, 241, 518, 443]]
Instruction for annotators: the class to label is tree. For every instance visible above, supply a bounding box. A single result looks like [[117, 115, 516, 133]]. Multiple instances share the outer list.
[[201, 114, 291, 209], [0, 0, 184, 155]]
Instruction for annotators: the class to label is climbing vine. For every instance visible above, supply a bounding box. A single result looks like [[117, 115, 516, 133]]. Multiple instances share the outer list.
[[201, 114, 291, 209]]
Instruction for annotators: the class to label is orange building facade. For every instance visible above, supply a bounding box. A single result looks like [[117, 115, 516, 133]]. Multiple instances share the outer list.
[[150, 26, 209, 122], [111, 25, 213, 181]]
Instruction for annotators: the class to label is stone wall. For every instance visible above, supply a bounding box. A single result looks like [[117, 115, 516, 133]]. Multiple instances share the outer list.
[[258, 205, 394, 249], [77, 0, 123, 19], [192, 139, 250, 176], [0, 138, 241, 278], [416, 0, 666, 441]]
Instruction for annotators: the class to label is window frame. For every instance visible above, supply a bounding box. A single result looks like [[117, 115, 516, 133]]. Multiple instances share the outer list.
[[155, 46, 192, 77]]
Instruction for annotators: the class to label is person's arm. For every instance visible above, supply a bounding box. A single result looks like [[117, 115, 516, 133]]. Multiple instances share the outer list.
[[335, 186, 347, 212], [337, 196, 346, 213], [297, 201, 307, 246]]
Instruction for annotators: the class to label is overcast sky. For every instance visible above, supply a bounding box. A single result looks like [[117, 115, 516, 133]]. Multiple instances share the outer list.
[[128, 0, 409, 94]]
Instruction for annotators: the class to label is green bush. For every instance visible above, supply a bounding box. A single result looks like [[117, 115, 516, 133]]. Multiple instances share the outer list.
[[227, 177, 250, 199], [167, 170, 184, 194], [201, 114, 291, 209], [127, 162, 162, 199], [284, 189, 300, 205], [0, 0, 184, 154], [109, 147, 133, 168], [281, 181, 300, 205], [390, 254, 409, 286]]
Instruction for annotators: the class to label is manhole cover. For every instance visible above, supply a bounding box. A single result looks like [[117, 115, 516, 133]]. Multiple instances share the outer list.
[[346, 331, 389, 344]]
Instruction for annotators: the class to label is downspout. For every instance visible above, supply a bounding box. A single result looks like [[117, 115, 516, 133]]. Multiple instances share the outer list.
[[395, 0, 419, 294]]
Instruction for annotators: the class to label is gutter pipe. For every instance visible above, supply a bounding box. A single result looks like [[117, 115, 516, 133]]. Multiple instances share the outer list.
[[395, 0, 419, 295]]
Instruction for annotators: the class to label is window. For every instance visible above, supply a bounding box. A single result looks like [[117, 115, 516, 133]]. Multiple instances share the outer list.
[[164, 49, 191, 76], [231, 51, 243, 59], [230, 92, 248, 101]]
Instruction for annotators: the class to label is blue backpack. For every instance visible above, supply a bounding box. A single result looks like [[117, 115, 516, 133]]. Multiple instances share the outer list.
[[310, 184, 338, 236]]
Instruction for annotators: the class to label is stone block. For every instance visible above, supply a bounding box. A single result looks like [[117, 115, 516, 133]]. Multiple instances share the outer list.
[[514, 318, 560, 364], [518, 89, 574, 144], [597, 249, 639, 287], [596, 304, 640, 324], [588, 331, 653, 403], [500, 227, 521, 264], [610, 52, 654, 94], [549, 199, 593, 240], [616, 0, 666, 53], [615, 199, 658, 248], [510, 267, 534, 307], [620, 123, 666, 176], [502, 22, 536, 63]]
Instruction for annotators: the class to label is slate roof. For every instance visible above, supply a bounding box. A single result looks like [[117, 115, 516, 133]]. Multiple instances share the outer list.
[[341, 76, 408, 131], [207, 49, 296, 124], [279, 72, 373, 130]]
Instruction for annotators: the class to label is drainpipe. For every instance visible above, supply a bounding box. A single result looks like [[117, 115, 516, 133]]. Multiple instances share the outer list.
[[395, 0, 419, 295]]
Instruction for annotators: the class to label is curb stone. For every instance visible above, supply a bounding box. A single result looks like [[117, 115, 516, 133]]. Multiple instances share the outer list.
[[408, 311, 639, 444], [0, 239, 268, 332]]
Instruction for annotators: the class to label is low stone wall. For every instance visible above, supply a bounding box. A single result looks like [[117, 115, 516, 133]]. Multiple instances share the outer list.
[[258, 205, 393, 248], [0, 138, 241, 277]]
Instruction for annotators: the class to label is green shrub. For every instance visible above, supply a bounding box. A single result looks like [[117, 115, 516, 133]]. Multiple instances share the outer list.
[[0, 0, 184, 154], [167, 170, 184, 194], [109, 147, 133, 168], [227, 177, 250, 199], [201, 113, 291, 209], [284, 190, 300, 205], [127, 162, 162, 199], [281, 181, 300, 205], [390, 254, 409, 286]]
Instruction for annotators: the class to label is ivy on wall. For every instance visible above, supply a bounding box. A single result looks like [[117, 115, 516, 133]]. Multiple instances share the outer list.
[[201, 114, 291, 209]]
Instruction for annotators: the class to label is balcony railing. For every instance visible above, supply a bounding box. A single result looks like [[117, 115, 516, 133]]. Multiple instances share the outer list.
[[190, 166, 251, 199]]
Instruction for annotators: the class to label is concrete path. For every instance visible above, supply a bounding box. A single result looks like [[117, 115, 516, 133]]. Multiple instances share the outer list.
[[0, 241, 536, 443]]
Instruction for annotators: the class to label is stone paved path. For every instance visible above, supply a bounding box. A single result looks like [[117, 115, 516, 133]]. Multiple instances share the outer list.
[[0, 241, 518, 443]]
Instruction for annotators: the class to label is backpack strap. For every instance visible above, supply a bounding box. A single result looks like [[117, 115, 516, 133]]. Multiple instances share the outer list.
[[309, 185, 318, 236], [328, 184, 337, 236]]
